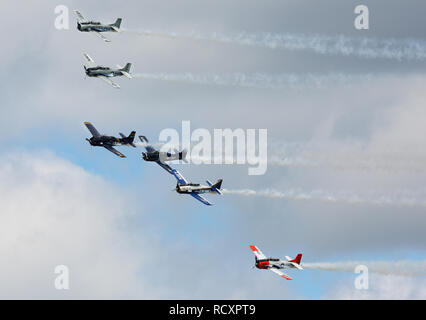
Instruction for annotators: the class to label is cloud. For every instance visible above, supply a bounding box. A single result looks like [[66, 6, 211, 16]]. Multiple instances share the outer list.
[[303, 260, 426, 277], [328, 275, 426, 299], [0, 150, 152, 298]]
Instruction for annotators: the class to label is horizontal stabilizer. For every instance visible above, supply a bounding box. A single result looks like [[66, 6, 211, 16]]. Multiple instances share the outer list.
[[290, 262, 303, 270], [121, 71, 132, 79], [139, 135, 149, 144], [207, 179, 223, 195]]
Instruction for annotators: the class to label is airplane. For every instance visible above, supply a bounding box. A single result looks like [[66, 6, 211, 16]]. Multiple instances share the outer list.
[[83, 53, 132, 89], [249, 245, 303, 280], [84, 122, 136, 158], [139, 135, 188, 166], [75, 10, 122, 42], [171, 168, 223, 206]]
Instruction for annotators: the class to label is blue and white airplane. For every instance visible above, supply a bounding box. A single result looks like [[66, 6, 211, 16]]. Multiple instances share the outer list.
[[171, 168, 223, 206]]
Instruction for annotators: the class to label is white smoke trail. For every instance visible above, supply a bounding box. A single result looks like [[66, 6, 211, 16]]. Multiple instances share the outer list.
[[132, 72, 370, 89], [134, 141, 173, 149], [268, 155, 426, 173], [222, 188, 426, 208], [123, 29, 426, 61], [268, 140, 426, 173], [302, 260, 426, 277]]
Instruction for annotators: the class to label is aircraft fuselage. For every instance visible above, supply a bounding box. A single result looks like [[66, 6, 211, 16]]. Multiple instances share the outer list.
[[85, 66, 123, 78], [142, 151, 185, 162], [255, 258, 295, 270], [175, 183, 212, 194], [77, 22, 115, 33], [87, 136, 125, 147]]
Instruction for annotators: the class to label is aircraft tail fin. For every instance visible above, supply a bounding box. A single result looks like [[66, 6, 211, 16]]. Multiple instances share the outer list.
[[113, 18, 122, 29], [122, 63, 131, 73], [207, 179, 223, 195], [139, 135, 149, 144], [175, 149, 188, 163], [120, 131, 136, 147], [182, 149, 188, 163], [120, 63, 132, 78], [128, 131, 136, 142], [288, 253, 302, 265]]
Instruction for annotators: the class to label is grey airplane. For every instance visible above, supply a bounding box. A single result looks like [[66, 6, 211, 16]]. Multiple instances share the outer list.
[[75, 10, 122, 42], [83, 53, 132, 89], [84, 122, 136, 158], [139, 135, 188, 164]]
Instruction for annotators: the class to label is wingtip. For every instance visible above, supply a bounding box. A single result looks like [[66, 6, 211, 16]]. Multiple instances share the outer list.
[[249, 245, 258, 252]]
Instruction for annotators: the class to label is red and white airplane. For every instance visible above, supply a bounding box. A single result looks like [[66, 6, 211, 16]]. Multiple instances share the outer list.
[[249, 245, 303, 280]]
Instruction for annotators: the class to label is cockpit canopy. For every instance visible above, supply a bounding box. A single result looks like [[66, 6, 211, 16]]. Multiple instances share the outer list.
[[88, 66, 108, 71], [81, 21, 101, 25]]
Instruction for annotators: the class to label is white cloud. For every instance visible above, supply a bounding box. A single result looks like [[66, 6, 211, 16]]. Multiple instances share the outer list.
[[0, 150, 151, 298], [329, 275, 426, 300]]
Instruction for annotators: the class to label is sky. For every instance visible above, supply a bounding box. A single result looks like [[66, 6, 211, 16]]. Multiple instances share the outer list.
[[0, 0, 426, 299]]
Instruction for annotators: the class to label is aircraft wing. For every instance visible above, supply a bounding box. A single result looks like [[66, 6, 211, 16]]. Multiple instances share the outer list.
[[156, 161, 173, 174], [83, 53, 96, 67], [98, 76, 120, 89], [139, 136, 156, 153], [94, 31, 111, 43], [249, 245, 267, 260], [190, 193, 212, 206], [84, 122, 101, 137], [74, 10, 86, 22], [104, 145, 126, 158], [170, 169, 188, 185], [269, 268, 293, 280]]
